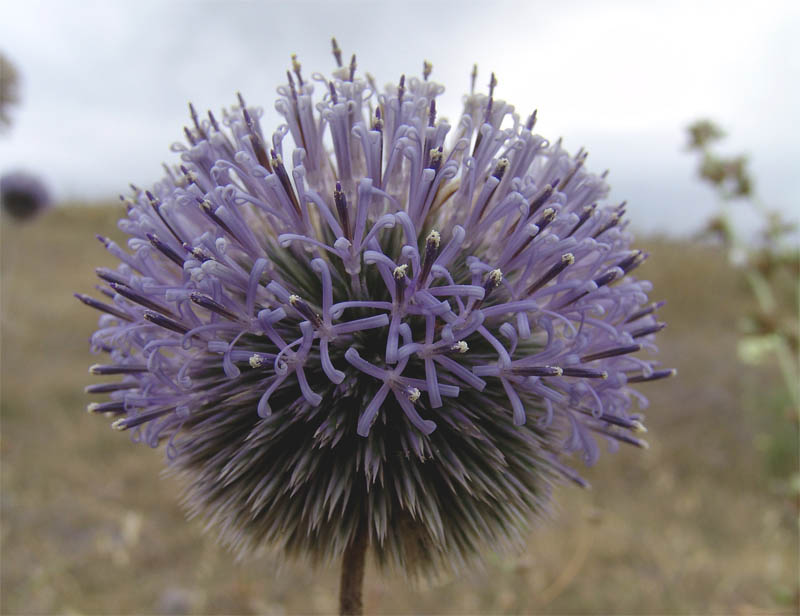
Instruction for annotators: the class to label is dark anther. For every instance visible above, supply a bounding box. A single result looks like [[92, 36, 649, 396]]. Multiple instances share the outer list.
[[526, 109, 538, 131], [428, 99, 436, 127], [592, 213, 620, 239], [196, 198, 236, 238], [630, 322, 667, 339], [492, 158, 509, 181], [146, 233, 185, 267], [372, 107, 383, 131], [580, 344, 641, 363], [241, 104, 254, 129], [510, 365, 563, 377], [207, 110, 220, 132], [574, 406, 643, 432], [74, 293, 133, 322], [393, 265, 408, 305], [398, 74, 406, 103], [484, 72, 497, 124], [242, 101, 273, 169], [473, 269, 502, 310], [85, 382, 135, 394], [89, 364, 148, 375], [423, 60, 432, 81], [510, 209, 556, 261], [109, 282, 177, 318], [95, 267, 127, 286], [329, 81, 338, 105], [470, 64, 478, 94], [251, 134, 272, 172], [143, 310, 189, 335], [558, 152, 586, 190], [179, 165, 196, 186], [561, 268, 619, 309], [289, 295, 323, 328], [190, 292, 242, 322], [590, 428, 648, 449], [96, 285, 116, 300], [188, 102, 207, 140], [417, 230, 440, 287], [331, 37, 343, 67], [626, 368, 676, 383], [534, 207, 557, 234], [567, 204, 596, 238], [617, 250, 646, 274], [428, 147, 444, 174], [528, 183, 555, 215], [86, 401, 126, 415], [182, 243, 211, 263], [593, 269, 619, 289], [270, 150, 302, 217], [183, 126, 197, 147], [348, 54, 356, 82], [561, 367, 608, 379], [334, 181, 351, 241], [624, 301, 665, 324], [525, 253, 575, 296], [145, 191, 183, 244], [112, 407, 173, 431]]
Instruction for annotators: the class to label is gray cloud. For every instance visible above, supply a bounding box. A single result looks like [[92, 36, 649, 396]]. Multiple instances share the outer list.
[[1, 0, 797, 236]]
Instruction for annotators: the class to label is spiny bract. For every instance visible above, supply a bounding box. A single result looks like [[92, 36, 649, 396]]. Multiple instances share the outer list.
[[79, 42, 672, 575]]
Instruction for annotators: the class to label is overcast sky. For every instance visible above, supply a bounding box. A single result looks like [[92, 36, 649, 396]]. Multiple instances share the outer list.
[[1, 0, 798, 236]]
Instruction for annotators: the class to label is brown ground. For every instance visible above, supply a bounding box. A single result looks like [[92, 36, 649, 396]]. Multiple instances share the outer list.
[[1, 205, 797, 614]]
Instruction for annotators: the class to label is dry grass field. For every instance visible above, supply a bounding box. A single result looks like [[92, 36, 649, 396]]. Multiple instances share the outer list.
[[1, 205, 797, 614]]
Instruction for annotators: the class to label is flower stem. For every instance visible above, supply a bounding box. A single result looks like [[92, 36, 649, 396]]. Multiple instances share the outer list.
[[339, 524, 367, 615]]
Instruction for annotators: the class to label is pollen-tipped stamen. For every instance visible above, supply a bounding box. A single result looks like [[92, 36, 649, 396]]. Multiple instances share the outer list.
[[525, 253, 575, 296], [289, 295, 323, 328], [417, 230, 440, 288]]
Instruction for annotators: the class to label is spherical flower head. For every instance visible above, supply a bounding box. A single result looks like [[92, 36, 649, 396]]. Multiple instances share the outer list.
[[79, 45, 672, 576], [1, 171, 51, 220]]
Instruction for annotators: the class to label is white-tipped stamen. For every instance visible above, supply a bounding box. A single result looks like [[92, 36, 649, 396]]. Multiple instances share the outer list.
[[451, 340, 469, 353]]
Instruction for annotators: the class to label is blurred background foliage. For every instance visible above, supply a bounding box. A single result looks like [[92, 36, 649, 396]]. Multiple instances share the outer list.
[[0, 156, 796, 614], [687, 119, 799, 496], [0, 52, 19, 131]]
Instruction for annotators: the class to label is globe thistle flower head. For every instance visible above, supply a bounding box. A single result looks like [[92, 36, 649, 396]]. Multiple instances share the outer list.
[[80, 44, 672, 575], [1, 170, 51, 220]]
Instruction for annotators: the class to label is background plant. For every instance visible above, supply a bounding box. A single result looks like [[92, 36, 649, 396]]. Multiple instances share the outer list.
[[687, 120, 799, 493]]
